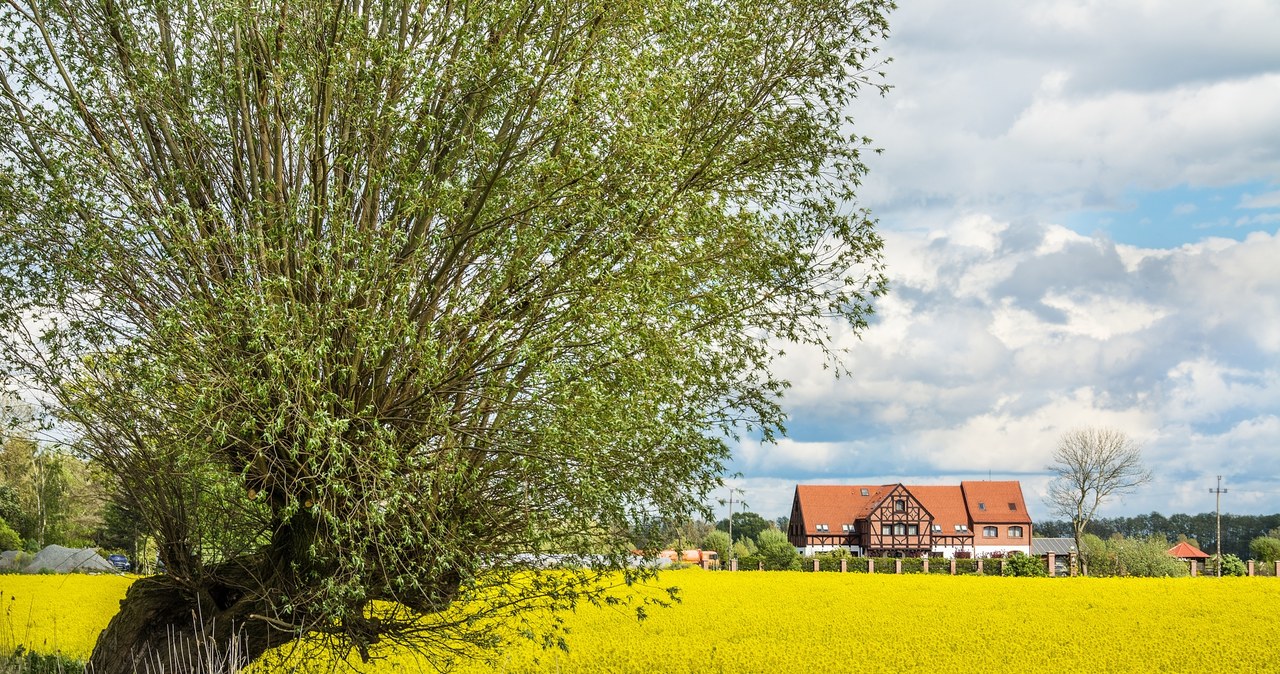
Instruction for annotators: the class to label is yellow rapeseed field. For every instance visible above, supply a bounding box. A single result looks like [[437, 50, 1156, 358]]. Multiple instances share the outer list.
[[4, 570, 1279, 672], [0, 573, 133, 659]]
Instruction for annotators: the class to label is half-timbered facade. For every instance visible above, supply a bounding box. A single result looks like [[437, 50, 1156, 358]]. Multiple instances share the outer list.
[[787, 481, 1033, 558]]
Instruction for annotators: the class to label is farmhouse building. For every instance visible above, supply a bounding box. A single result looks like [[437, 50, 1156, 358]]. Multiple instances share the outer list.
[[787, 481, 1033, 558]]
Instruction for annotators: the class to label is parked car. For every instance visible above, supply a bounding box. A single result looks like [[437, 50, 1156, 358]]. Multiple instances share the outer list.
[[106, 554, 131, 572]]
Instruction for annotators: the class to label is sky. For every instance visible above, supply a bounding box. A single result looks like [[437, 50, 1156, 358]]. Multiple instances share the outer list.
[[725, 0, 1280, 522]]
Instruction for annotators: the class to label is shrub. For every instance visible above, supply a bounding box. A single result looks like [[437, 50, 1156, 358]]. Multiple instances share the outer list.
[[1113, 536, 1188, 578], [868, 557, 894, 574], [1219, 554, 1246, 577], [0, 519, 20, 553], [1249, 536, 1280, 565], [756, 529, 800, 570], [815, 549, 852, 572], [1003, 551, 1048, 577]]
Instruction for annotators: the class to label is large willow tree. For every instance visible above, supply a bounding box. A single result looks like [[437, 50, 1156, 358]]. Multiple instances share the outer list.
[[0, 0, 890, 670]]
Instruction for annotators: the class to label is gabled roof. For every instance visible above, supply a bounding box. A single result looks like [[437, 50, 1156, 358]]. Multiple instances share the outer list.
[[1167, 541, 1210, 559], [960, 481, 1032, 524], [792, 481, 1033, 537]]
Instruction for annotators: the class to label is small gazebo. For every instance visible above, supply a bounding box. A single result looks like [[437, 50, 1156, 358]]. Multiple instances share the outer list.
[[1167, 541, 1210, 576]]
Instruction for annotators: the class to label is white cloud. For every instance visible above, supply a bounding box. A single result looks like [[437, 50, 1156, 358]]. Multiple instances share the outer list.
[[743, 221, 1280, 518], [853, 2, 1280, 220], [1238, 190, 1280, 209], [1235, 213, 1280, 227], [733, 1, 1280, 519]]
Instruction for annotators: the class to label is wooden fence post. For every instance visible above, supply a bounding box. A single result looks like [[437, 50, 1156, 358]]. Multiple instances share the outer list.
[[895, 559, 902, 574], [813, 558, 820, 572], [976, 559, 983, 575], [950, 558, 956, 575], [1248, 560, 1255, 577], [923, 558, 929, 574], [1047, 552, 1056, 577], [868, 559, 874, 574], [841, 558, 847, 573]]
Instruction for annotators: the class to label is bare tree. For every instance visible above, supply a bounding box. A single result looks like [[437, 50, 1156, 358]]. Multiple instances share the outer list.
[[1046, 428, 1152, 575]]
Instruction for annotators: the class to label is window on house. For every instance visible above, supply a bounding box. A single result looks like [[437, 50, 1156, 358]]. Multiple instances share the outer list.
[[1009, 526, 1024, 538], [816, 524, 828, 532], [955, 524, 968, 532], [860, 488, 870, 496], [881, 524, 891, 535], [983, 526, 998, 538], [932, 525, 943, 532], [978, 502, 986, 511], [894, 499, 906, 512], [894, 524, 905, 535], [908, 524, 919, 536], [1009, 502, 1018, 511]]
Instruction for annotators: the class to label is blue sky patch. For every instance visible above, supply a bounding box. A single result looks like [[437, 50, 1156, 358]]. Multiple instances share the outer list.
[[1062, 181, 1280, 248]]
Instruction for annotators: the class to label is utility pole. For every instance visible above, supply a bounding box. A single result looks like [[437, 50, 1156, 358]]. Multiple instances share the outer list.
[[720, 487, 745, 570], [1210, 476, 1228, 578]]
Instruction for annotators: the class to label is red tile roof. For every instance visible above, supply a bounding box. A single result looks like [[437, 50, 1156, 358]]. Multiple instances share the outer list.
[[792, 481, 1032, 536], [960, 481, 1032, 524], [1167, 541, 1210, 559], [910, 486, 970, 532], [793, 485, 879, 532]]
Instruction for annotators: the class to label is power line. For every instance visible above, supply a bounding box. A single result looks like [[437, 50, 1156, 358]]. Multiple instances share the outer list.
[[1210, 476, 1228, 578]]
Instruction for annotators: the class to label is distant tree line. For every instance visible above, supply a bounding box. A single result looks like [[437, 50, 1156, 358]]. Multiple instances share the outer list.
[[1036, 511, 1280, 561]]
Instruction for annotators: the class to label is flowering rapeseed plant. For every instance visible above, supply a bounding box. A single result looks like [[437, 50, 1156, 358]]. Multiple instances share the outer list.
[[5, 570, 1279, 672]]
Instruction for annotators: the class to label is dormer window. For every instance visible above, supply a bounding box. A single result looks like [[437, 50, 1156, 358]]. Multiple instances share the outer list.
[[816, 523, 829, 532], [932, 525, 942, 532]]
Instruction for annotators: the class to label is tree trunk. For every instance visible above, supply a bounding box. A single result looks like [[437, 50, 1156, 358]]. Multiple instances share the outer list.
[[1072, 520, 1086, 577], [88, 562, 294, 674]]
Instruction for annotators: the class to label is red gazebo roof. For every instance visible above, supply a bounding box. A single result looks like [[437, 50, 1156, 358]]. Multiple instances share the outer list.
[[1167, 541, 1210, 559]]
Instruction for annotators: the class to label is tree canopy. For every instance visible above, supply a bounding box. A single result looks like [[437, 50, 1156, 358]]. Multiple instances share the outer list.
[[0, 0, 891, 670]]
